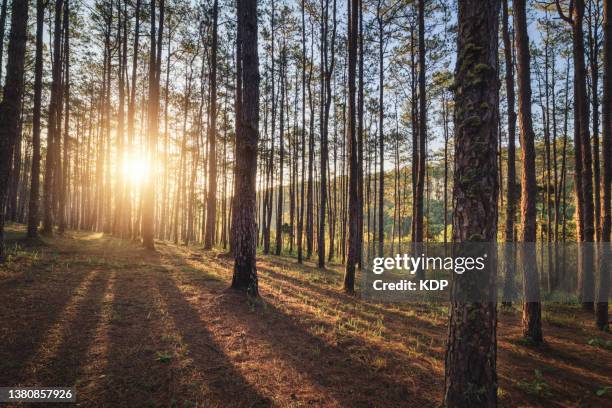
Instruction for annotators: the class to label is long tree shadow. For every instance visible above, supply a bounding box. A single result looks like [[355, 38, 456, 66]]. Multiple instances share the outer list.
[[30, 269, 111, 386], [0, 266, 95, 385], [166, 260, 440, 408], [497, 345, 612, 407], [225, 295, 438, 407], [100, 266, 179, 407], [155, 269, 273, 408], [501, 339, 612, 380], [259, 265, 443, 335]]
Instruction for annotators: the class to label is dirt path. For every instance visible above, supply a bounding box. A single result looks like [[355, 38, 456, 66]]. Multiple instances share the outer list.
[[0, 227, 610, 407]]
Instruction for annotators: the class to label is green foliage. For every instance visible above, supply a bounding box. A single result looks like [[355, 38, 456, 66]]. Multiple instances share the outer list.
[[155, 351, 173, 363], [518, 369, 552, 397], [587, 338, 612, 350]]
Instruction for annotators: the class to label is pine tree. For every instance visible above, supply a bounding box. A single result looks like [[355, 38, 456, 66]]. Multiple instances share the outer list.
[[444, 1, 499, 405]]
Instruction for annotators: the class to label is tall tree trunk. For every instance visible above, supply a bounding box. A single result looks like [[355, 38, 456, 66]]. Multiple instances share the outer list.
[[558, 0, 596, 310], [318, 0, 336, 268], [444, 1, 499, 406], [515, 0, 543, 344], [205, 0, 219, 249], [0, 0, 29, 259], [415, 0, 426, 246], [114, 0, 128, 236], [58, 0, 71, 234], [42, 0, 65, 236], [597, 0, 611, 330], [126, 0, 141, 239], [588, 0, 602, 242], [376, 4, 384, 257], [0, 0, 8, 83], [502, 0, 517, 306], [275, 46, 286, 256], [297, 0, 307, 264], [442, 91, 449, 244], [28, 0, 46, 239], [357, 0, 364, 267], [142, 0, 164, 249], [232, 0, 260, 296], [344, 0, 358, 292]]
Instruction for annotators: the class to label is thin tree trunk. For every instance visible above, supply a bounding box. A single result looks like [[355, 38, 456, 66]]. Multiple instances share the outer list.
[[275, 45, 286, 256], [297, 0, 307, 263], [0, 0, 8, 83], [205, 0, 219, 249], [142, 0, 164, 249], [58, 0, 71, 234], [502, 0, 517, 306], [377, 4, 384, 257], [27, 0, 46, 239], [515, 0, 542, 343], [344, 0, 359, 292], [415, 0, 426, 247], [42, 0, 65, 236]]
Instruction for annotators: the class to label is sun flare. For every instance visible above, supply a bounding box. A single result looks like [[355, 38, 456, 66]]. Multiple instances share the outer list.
[[122, 157, 149, 185]]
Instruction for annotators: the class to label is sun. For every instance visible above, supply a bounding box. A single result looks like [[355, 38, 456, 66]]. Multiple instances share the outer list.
[[122, 156, 149, 185]]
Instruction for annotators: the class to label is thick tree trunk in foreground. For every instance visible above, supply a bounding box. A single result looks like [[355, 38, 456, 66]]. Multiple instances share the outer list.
[[231, 0, 260, 296], [444, 1, 499, 406], [28, 0, 46, 239], [0, 0, 29, 259], [514, 0, 542, 344]]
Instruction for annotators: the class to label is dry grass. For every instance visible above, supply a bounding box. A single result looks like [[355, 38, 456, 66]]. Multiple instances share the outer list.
[[0, 223, 610, 407]]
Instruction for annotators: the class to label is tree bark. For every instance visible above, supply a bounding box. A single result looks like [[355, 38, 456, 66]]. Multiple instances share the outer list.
[[275, 45, 286, 256], [344, 0, 359, 293], [415, 0, 426, 246], [232, 0, 260, 296], [501, 0, 517, 307], [28, 0, 47, 239], [597, 0, 611, 330], [514, 0, 543, 344], [377, 2, 384, 257], [0, 0, 29, 259], [58, 0, 71, 235], [444, 1, 499, 406], [205, 0, 219, 250], [42, 0, 65, 236], [0, 0, 8, 82], [142, 0, 164, 249]]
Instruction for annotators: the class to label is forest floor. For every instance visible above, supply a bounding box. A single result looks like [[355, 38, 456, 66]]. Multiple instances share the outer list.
[[0, 224, 610, 408]]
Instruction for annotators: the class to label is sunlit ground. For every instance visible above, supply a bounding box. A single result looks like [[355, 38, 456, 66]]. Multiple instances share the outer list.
[[0, 223, 610, 407]]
